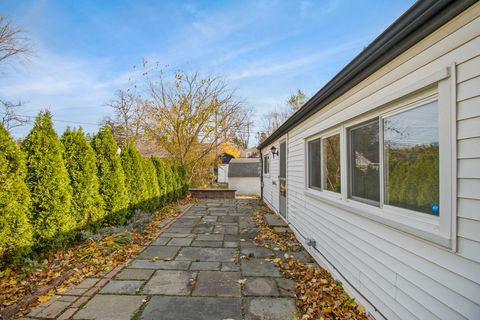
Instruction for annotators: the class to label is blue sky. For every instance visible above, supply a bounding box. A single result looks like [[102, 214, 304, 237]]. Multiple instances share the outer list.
[[1, 0, 415, 139]]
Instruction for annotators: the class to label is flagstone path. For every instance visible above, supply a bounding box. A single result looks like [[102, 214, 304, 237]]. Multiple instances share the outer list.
[[27, 199, 314, 320]]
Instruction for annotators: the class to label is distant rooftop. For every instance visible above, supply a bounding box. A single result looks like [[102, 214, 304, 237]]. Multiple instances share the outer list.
[[228, 158, 261, 177]]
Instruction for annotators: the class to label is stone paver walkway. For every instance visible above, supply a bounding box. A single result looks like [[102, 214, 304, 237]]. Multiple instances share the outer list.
[[27, 199, 305, 320]]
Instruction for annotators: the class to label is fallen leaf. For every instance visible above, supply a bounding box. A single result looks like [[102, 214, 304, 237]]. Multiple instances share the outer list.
[[38, 295, 51, 303]]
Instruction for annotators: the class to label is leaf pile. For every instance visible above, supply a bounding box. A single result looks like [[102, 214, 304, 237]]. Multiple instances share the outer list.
[[0, 199, 192, 318], [251, 205, 370, 320], [251, 206, 299, 251]]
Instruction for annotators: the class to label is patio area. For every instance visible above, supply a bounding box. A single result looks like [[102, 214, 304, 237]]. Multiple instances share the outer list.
[[28, 199, 315, 320]]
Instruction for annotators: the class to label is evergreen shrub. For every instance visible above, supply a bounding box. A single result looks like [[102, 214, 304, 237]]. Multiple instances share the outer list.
[[120, 142, 148, 211], [0, 124, 33, 260], [91, 126, 129, 225], [21, 111, 74, 249], [151, 157, 167, 206], [143, 157, 161, 210], [61, 128, 105, 229]]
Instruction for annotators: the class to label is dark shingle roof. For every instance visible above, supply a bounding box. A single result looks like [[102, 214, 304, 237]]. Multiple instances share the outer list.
[[228, 158, 261, 177]]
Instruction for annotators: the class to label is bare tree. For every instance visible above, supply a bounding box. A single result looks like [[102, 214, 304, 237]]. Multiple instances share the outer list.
[[142, 70, 249, 185], [261, 108, 290, 136], [104, 89, 146, 146], [258, 89, 309, 144], [233, 107, 254, 149], [0, 99, 28, 130], [0, 15, 31, 66], [0, 16, 32, 130]]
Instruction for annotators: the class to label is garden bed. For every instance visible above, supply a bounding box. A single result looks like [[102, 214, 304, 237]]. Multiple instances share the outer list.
[[0, 199, 194, 319]]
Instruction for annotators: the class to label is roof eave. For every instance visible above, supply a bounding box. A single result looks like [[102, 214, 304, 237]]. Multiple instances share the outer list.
[[257, 0, 476, 150]]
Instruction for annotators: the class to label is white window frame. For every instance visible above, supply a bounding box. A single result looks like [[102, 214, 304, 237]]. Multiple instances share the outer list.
[[304, 74, 455, 248], [263, 154, 270, 176], [306, 128, 342, 199]]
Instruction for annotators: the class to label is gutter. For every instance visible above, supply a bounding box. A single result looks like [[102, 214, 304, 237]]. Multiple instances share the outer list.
[[257, 0, 477, 150], [259, 149, 264, 201]]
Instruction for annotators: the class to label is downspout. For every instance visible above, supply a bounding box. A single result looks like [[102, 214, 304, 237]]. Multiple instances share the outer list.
[[259, 148, 264, 201]]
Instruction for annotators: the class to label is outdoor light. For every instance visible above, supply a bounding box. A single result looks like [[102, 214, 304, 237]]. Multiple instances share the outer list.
[[270, 145, 279, 158]]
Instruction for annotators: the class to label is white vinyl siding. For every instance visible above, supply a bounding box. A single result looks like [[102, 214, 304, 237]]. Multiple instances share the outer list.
[[261, 4, 480, 320], [456, 49, 480, 266], [261, 139, 284, 213]]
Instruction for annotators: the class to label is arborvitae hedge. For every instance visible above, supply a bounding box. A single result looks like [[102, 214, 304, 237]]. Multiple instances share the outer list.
[[61, 128, 105, 229], [91, 127, 129, 226], [163, 163, 175, 202], [21, 111, 74, 249], [2, 114, 189, 262], [120, 142, 148, 211], [177, 165, 189, 197], [172, 165, 181, 199], [143, 157, 161, 210], [151, 157, 167, 206], [0, 124, 33, 260]]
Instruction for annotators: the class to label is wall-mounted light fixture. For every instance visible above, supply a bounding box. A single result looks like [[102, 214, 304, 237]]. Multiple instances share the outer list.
[[270, 145, 279, 159]]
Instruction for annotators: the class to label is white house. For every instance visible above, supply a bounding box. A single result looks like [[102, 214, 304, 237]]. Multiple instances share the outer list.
[[228, 158, 261, 195], [258, 1, 480, 319], [217, 164, 229, 183]]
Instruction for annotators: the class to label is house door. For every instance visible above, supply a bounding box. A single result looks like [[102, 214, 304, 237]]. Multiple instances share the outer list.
[[279, 141, 287, 218]]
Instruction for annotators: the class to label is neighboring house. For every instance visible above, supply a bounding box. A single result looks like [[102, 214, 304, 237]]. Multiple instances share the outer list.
[[215, 152, 235, 184], [258, 1, 480, 320], [228, 158, 261, 195], [240, 147, 259, 158], [217, 164, 229, 184]]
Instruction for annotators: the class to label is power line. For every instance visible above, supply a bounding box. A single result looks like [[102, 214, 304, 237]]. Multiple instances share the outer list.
[[1, 112, 267, 135], [0, 112, 102, 127]]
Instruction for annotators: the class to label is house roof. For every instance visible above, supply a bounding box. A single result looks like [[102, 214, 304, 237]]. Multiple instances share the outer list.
[[257, 0, 476, 150], [228, 158, 261, 177]]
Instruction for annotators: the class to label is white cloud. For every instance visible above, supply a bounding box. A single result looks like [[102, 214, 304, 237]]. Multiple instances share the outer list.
[[0, 46, 132, 101], [228, 37, 366, 81]]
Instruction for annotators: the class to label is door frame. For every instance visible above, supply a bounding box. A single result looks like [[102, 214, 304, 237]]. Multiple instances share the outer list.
[[278, 139, 287, 221]]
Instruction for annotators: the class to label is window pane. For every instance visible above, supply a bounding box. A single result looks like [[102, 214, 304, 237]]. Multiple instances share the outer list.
[[350, 120, 380, 204], [384, 101, 439, 215], [308, 139, 321, 189], [323, 134, 341, 192], [280, 142, 286, 178]]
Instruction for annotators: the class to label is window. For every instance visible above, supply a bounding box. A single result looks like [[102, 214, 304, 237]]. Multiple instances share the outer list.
[[263, 155, 269, 174], [349, 120, 380, 204], [383, 101, 439, 215], [307, 134, 341, 193], [323, 134, 341, 192], [348, 100, 439, 215], [303, 76, 452, 246], [308, 139, 321, 189]]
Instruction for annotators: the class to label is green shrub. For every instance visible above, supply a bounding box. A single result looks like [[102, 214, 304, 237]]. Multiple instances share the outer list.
[[163, 163, 175, 202], [61, 128, 105, 229], [21, 111, 74, 249], [120, 142, 148, 211], [143, 157, 161, 210], [178, 165, 189, 197], [0, 124, 33, 260], [91, 126, 129, 225], [172, 165, 181, 199], [151, 157, 167, 206]]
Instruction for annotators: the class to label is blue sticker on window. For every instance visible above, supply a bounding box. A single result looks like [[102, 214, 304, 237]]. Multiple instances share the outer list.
[[431, 204, 439, 216]]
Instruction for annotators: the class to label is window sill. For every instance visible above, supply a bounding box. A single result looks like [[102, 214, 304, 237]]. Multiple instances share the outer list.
[[304, 189, 451, 248]]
